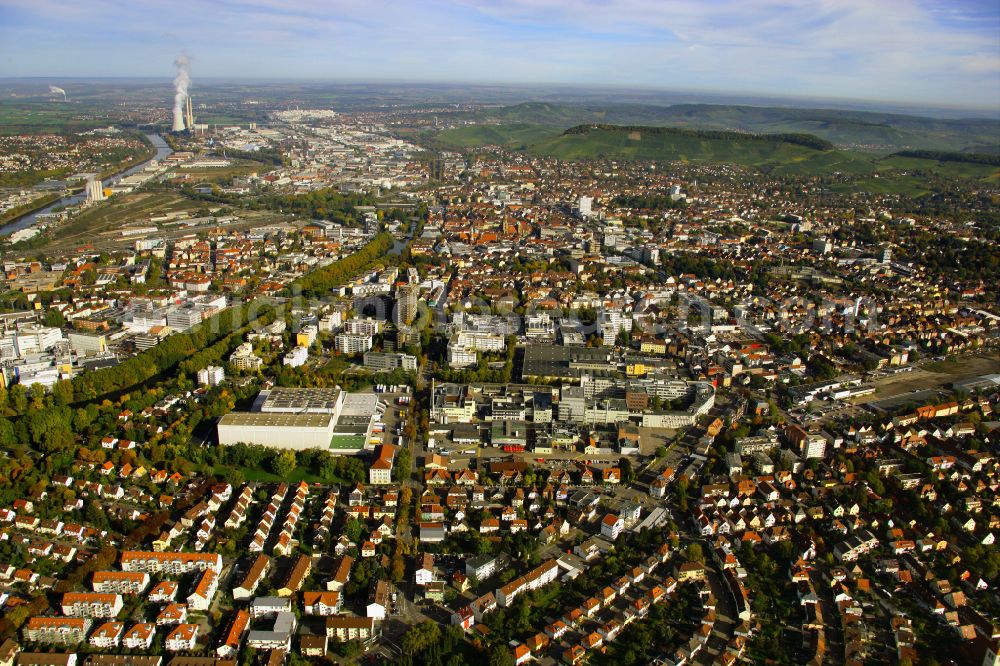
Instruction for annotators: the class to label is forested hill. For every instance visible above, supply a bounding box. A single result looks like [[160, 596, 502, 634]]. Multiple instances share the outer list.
[[464, 101, 1000, 152], [562, 124, 835, 151]]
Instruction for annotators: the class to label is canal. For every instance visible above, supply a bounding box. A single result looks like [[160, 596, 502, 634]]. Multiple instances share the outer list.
[[1, 133, 173, 236]]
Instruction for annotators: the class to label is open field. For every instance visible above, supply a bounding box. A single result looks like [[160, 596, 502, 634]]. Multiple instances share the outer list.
[[922, 353, 1000, 377], [60, 190, 199, 232], [174, 160, 264, 180], [853, 352, 1000, 404], [8, 190, 202, 254], [0, 102, 114, 134], [37, 208, 296, 256]]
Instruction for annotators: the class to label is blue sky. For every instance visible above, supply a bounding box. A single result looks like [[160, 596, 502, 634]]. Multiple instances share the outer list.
[[1, 0, 998, 109]]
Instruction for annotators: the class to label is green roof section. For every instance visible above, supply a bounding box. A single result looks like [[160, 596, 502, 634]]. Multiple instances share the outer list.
[[330, 435, 366, 450]]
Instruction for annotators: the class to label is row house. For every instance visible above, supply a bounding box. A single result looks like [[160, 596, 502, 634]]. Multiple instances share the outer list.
[[233, 554, 271, 600], [217, 609, 250, 658], [302, 591, 343, 616], [89, 621, 125, 649], [326, 616, 376, 642], [61, 593, 123, 618], [122, 622, 156, 650], [496, 560, 559, 607], [23, 617, 91, 645], [121, 551, 222, 575], [187, 569, 219, 611], [92, 571, 150, 595]]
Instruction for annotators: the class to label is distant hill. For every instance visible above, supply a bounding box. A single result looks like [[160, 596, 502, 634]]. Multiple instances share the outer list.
[[561, 124, 836, 151], [463, 102, 1000, 153], [432, 122, 1000, 195], [526, 124, 859, 173], [426, 122, 561, 149], [890, 150, 1000, 166]]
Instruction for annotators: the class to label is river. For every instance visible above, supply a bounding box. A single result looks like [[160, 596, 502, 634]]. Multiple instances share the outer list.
[[389, 218, 418, 255], [1, 133, 173, 237]]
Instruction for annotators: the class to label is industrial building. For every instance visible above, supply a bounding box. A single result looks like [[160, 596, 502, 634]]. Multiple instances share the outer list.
[[217, 388, 384, 452], [217, 412, 335, 450]]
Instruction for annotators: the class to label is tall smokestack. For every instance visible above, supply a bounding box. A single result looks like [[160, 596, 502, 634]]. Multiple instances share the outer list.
[[185, 95, 194, 133], [171, 55, 191, 132]]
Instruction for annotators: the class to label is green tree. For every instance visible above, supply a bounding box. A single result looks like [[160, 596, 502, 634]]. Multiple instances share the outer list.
[[8, 384, 26, 414], [345, 517, 363, 544], [489, 645, 514, 666], [28, 383, 46, 409], [393, 448, 411, 483], [619, 456, 634, 484], [402, 621, 441, 655], [271, 449, 297, 478], [318, 454, 340, 482], [51, 380, 74, 407], [0, 417, 14, 449], [675, 475, 689, 511], [44, 309, 65, 328]]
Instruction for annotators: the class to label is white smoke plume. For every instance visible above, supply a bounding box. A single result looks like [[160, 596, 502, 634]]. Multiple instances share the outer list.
[[171, 55, 191, 132], [48, 85, 67, 101]]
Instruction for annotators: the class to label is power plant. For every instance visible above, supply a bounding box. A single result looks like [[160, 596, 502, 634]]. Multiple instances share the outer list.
[[86, 178, 105, 203], [171, 55, 191, 132], [185, 94, 195, 133], [171, 90, 196, 134]]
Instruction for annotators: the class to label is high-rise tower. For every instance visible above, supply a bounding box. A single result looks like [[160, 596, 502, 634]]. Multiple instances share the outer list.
[[395, 285, 419, 327]]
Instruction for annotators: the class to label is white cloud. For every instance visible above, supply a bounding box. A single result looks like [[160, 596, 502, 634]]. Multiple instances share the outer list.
[[0, 0, 996, 107]]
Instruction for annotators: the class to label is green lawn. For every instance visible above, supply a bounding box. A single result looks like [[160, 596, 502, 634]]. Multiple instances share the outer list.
[[215, 463, 330, 485]]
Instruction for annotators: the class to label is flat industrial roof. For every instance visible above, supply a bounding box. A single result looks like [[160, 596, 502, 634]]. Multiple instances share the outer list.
[[341, 393, 380, 417], [259, 387, 343, 413], [521, 344, 617, 379], [218, 412, 334, 428]]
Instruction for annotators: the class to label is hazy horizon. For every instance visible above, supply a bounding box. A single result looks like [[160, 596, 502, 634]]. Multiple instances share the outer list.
[[2, 0, 998, 111], [2, 77, 998, 121]]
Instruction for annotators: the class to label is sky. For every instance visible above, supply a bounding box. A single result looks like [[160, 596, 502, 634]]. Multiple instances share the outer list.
[[1, 0, 999, 110]]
